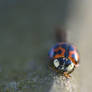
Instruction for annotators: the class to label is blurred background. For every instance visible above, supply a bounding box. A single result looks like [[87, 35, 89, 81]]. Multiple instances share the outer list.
[[0, 0, 92, 92]]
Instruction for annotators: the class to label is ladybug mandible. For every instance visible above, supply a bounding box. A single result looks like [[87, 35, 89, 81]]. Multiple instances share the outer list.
[[48, 42, 80, 78]]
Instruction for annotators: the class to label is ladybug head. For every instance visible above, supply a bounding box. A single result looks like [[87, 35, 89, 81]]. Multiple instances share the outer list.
[[53, 57, 75, 73]]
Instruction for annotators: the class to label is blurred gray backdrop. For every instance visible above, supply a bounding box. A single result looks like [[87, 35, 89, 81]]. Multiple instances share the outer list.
[[0, 0, 92, 92], [0, 0, 70, 92]]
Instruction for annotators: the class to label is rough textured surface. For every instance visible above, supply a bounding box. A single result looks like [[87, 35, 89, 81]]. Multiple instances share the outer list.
[[0, 0, 92, 92]]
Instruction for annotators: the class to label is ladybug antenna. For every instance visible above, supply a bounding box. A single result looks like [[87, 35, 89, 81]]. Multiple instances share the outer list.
[[55, 26, 67, 42]]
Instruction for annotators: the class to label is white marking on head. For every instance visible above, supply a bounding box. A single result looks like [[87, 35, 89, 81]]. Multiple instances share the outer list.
[[53, 59, 60, 68], [67, 63, 74, 72]]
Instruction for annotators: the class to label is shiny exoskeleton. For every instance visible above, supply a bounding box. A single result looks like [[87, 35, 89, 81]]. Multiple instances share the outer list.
[[48, 42, 79, 78]]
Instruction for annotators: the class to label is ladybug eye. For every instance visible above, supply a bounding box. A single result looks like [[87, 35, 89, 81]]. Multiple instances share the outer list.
[[53, 59, 60, 68]]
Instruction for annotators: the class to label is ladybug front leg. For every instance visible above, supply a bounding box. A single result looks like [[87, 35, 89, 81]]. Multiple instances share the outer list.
[[64, 72, 71, 79], [75, 64, 79, 68]]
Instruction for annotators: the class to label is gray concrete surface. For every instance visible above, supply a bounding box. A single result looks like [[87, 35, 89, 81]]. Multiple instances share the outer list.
[[0, 0, 71, 92], [0, 0, 92, 92]]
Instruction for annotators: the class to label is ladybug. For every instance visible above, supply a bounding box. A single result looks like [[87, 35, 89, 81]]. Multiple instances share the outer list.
[[48, 42, 80, 78]]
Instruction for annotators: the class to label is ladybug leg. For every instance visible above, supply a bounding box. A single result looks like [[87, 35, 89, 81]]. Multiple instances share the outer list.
[[64, 72, 71, 79], [75, 64, 79, 68]]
